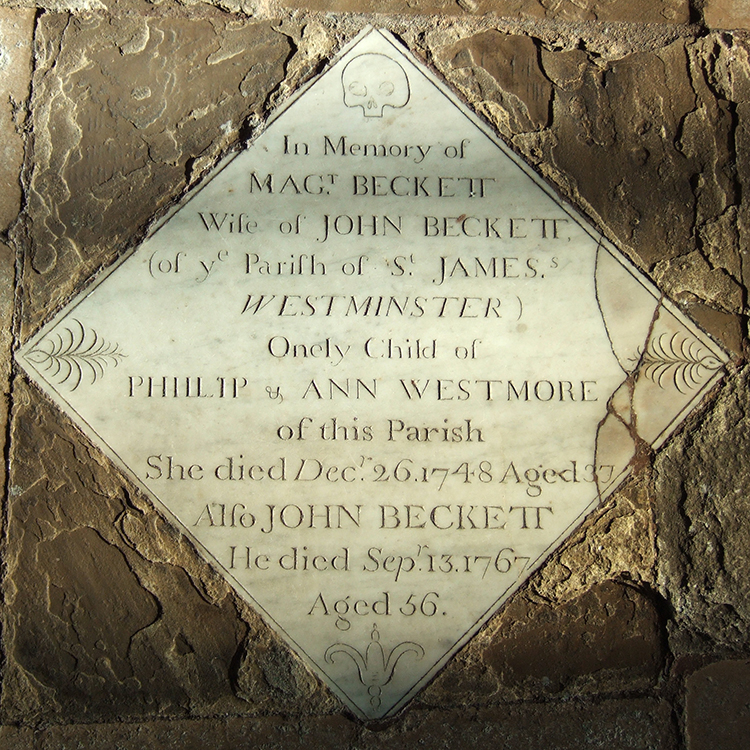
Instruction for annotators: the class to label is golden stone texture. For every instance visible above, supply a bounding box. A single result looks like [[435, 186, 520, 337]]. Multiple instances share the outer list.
[[705, 0, 750, 29], [22, 12, 291, 336], [433, 32, 750, 356], [655, 366, 750, 656], [277, 0, 689, 23], [0, 9, 34, 538], [2, 6, 749, 747]]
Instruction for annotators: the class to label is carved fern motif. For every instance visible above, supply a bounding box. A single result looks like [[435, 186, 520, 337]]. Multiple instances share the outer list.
[[633, 332, 721, 394], [26, 319, 125, 391]]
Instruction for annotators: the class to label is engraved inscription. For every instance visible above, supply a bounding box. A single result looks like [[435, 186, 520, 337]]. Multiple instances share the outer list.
[[16, 28, 727, 721]]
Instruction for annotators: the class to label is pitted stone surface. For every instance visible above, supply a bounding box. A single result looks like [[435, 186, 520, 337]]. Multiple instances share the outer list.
[[0, 700, 678, 749], [0, 0, 692, 18], [479, 581, 664, 695], [0, 9, 34, 233], [705, 0, 750, 29], [357, 700, 677, 749], [14, 27, 727, 720], [23, 13, 290, 336], [420, 583, 665, 705], [655, 366, 750, 657], [686, 660, 750, 750], [432, 32, 750, 356], [449, 32, 552, 130], [1, 7, 748, 745], [420, 479, 662, 706], [276, 0, 688, 23], [0, 10, 34, 524], [3, 381, 332, 722]]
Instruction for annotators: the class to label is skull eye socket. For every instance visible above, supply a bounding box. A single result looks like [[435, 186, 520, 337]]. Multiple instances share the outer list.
[[379, 81, 395, 96], [348, 81, 367, 96]]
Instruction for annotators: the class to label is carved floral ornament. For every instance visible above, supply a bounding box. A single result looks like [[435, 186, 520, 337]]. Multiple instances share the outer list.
[[16, 28, 726, 720]]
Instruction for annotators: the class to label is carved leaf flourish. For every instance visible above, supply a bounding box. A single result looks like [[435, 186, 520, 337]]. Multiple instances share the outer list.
[[26, 319, 126, 391], [632, 332, 722, 394]]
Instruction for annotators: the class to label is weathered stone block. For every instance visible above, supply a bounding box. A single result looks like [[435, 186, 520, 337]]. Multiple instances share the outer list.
[[0, 10, 33, 513], [23, 13, 290, 337], [35, 715, 358, 750], [2, 381, 335, 722], [28, 704, 676, 749], [655, 366, 750, 656], [0, 0, 260, 12], [0, 241, 14, 517], [548, 42, 704, 264], [277, 0, 688, 23], [0, 9, 34, 233], [413, 476, 660, 707], [0, 726, 33, 750], [10, 702, 677, 748], [356, 700, 677, 749], [686, 660, 750, 750], [449, 32, 551, 130], [434, 32, 748, 354], [480, 581, 665, 694], [421, 581, 664, 705], [705, 0, 750, 29]]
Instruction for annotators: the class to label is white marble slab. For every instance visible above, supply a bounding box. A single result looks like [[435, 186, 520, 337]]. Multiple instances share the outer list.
[[16, 28, 727, 720]]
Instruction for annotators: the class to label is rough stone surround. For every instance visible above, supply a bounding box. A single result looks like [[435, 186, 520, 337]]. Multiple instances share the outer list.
[[0, 1, 748, 747]]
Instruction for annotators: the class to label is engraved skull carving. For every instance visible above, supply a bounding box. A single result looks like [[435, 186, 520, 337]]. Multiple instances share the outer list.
[[342, 54, 410, 117]]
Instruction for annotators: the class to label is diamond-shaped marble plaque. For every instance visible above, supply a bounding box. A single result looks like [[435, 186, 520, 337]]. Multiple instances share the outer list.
[[17, 28, 727, 720]]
